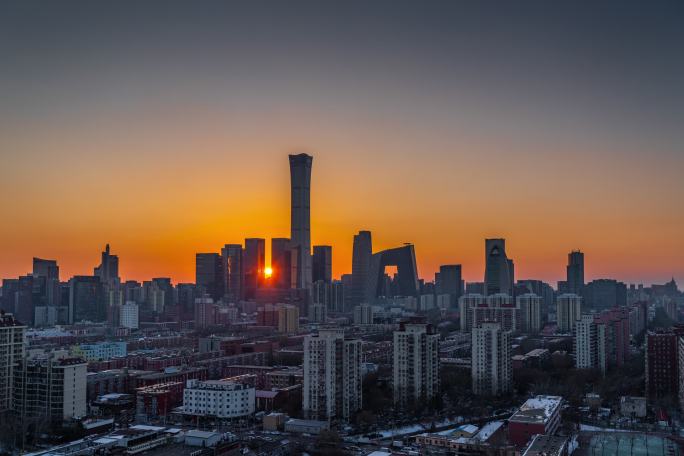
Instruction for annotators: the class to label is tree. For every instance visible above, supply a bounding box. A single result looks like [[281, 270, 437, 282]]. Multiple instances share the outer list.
[[313, 430, 349, 456]]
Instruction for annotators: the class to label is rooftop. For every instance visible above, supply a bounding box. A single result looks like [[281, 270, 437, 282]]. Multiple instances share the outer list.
[[473, 421, 504, 442], [510, 396, 563, 425], [522, 435, 568, 456]]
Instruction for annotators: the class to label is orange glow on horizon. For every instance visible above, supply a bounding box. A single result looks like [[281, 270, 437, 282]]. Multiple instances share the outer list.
[[1, 121, 682, 287]]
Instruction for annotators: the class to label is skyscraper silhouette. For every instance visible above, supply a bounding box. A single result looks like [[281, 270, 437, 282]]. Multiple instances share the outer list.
[[567, 250, 585, 294], [312, 245, 332, 283], [244, 238, 265, 299], [221, 244, 243, 302], [32, 258, 59, 281], [484, 238, 513, 296], [438, 264, 463, 300], [368, 244, 420, 299], [289, 153, 313, 290], [350, 230, 372, 307], [94, 244, 119, 284], [271, 238, 292, 289], [195, 253, 223, 300]]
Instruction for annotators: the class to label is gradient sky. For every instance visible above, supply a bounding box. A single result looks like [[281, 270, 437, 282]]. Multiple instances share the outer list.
[[1, 1, 683, 286]]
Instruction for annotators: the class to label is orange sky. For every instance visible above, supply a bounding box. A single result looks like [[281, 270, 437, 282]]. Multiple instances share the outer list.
[[1, 108, 682, 287]]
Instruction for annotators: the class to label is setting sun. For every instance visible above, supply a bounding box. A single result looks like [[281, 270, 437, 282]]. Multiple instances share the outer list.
[[264, 266, 273, 278]]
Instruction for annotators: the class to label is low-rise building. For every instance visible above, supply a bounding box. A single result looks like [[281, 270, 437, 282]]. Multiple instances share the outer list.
[[136, 381, 185, 422], [521, 435, 568, 456], [415, 421, 513, 455], [184, 430, 222, 447], [508, 395, 563, 448], [72, 341, 127, 361], [619, 396, 647, 418], [181, 379, 255, 419], [263, 412, 287, 431], [284, 418, 329, 434]]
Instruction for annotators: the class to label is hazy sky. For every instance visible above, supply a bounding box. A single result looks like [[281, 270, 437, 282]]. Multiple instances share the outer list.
[[1, 1, 683, 286]]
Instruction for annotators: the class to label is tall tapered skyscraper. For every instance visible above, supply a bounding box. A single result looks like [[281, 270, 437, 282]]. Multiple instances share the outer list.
[[289, 153, 313, 290]]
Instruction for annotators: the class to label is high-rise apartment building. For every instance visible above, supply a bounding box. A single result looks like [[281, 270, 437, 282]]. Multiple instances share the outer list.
[[308, 302, 327, 323], [120, 301, 139, 329], [13, 350, 87, 422], [271, 238, 292, 289], [645, 328, 683, 399], [556, 293, 582, 333], [471, 322, 511, 395], [574, 314, 603, 372], [244, 238, 265, 299], [221, 244, 243, 302], [393, 323, 440, 407], [459, 293, 518, 332], [484, 239, 513, 296], [517, 293, 542, 334], [289, 153, 313, 290], [350, 231, 372, 308], [195, 253, 223, 301], [312, 245, 333, 283], [278, 304, 300, 333], [516, 279, 554, 323], [567, 250, 585, 295], [353, 304, 374, 325], [0, 313, 26, 413], [575, 309, 630, 375], [194, 296, 216, 329], [303, 329, 362, 421]]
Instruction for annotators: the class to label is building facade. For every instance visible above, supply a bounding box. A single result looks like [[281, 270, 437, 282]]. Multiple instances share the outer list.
[[303, 329, 362, 421], [484, 239, 513, 296], [517, 293, 542, 334], [557, 294, 582, 333], [460, 293, 518, 332], [13, 350, 87, 422], [393, 323, 440, 408], [471, 322, 511, 396], [289, 153, 313, 291], [182, 379, 255, 418], [0, 313, 26, 412]]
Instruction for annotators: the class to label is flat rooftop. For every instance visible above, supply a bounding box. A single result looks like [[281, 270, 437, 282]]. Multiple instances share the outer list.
[[510, 396, 563, 425], [522, 435, 568, 456]]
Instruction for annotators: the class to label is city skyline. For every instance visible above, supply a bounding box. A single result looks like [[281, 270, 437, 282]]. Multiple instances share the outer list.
[[1, 2, 683, 286], [1, 3, 684, 453], [0, 150, 679, 289]]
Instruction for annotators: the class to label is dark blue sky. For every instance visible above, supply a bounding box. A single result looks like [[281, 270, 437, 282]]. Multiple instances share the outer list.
[[1, 1, 683, 284]]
